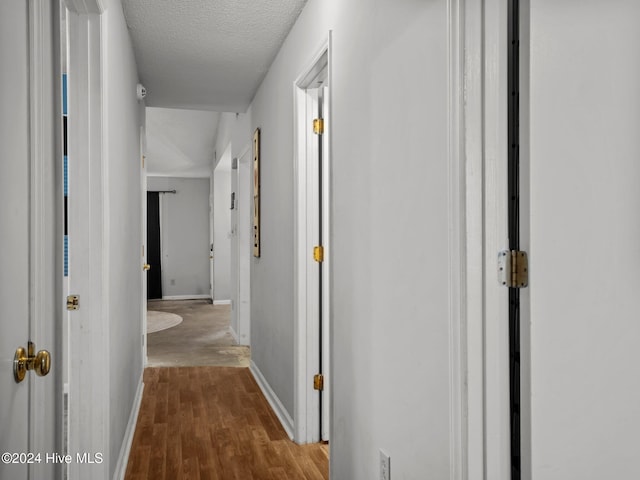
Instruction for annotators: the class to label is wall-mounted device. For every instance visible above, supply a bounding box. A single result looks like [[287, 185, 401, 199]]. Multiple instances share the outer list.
[[136, 83, 147, 101]]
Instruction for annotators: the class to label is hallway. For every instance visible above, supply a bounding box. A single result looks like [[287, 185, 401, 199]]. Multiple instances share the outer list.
[[4, 1, 639, 479], [127, 301, 327, 478], [146, 300, 249, 368], [124, 367, 328, 480]]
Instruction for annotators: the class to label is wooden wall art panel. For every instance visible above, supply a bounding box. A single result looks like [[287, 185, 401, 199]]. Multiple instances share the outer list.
[[253, 128, 260, 257]]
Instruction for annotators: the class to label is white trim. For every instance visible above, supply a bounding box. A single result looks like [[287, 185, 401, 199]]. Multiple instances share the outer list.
[[160, 294, 212, 301], [27, 1, 60, 478], [447, 0, 466, 479], [113, 375, 144, 480], [209, 168, 215, 304], [213, 299, 231, 305], [463, 1, 515, 477], [141, 125, 148, 367], [250, 361, 294, 440], [63, 0, 105, 15], [463, 0, 487, 478], [480, 0, 511, 479], [292, 36, 331, 445], [293, 84, 310, 444], [67, 8, 110, 479], [320, 82, 331, 441]]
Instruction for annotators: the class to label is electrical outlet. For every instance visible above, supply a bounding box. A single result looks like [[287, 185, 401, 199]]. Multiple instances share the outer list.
[[379, 450, 390, 480]]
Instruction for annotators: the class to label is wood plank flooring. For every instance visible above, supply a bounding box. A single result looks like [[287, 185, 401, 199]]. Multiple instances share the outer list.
[[125, 367, 328, 480]]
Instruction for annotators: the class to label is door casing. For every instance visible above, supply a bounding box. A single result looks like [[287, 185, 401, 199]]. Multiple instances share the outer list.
[[65, 2, 111, 478], [293, 37, 331, 444], [463, 0, 512, 478]]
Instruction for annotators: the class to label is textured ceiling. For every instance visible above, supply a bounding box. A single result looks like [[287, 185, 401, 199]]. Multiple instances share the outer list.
[[122, 0, 308, 112], [145, 107, 220, 177]]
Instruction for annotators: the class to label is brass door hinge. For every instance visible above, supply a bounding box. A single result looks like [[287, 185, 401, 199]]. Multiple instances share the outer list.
[[313, 374, 324, 391], [67, 295, 79, 310], [498, 250, 528, 288], [313, 118, 324, 135], [313, 245, 324, 262]]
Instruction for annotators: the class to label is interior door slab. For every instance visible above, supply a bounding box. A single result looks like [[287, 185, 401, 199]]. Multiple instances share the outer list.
[[0, 1, 32, 478]]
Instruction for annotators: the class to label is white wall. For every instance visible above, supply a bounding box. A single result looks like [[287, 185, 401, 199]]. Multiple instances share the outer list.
[[102, 0, 144, 476], [147, 176, 211, 298], [329, 3, 450, 475], [230, 160, 238, 327], [145, 107, 219, 177], [215, 112, 252, 329], [213, 147, 232, 302], [217, 0, 454, 477]]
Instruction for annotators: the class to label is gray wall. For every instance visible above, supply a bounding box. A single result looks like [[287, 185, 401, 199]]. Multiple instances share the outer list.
[[216, 0, 453, 477], [147, 176, 211, 298], [103, 1, 144, 476], [213, 150, 232, 302], [215, 112, 252, 337], [213, 170, 232, 301]]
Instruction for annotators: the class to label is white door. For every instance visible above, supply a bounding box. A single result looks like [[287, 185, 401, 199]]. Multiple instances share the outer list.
[[0, 2, 31, 477], [0, 1, 57, 479], [525, 1, 640, 477]]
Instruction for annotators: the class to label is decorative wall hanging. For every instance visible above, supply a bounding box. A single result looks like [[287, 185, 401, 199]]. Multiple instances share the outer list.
[[253, 128, 261, 257]]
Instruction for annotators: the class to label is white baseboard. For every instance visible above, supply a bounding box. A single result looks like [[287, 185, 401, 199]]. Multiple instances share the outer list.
[[162, 294, 211, 300], [213, 299, 231, 305], [113, 373, 144, 480], [229, 325, 239, 343], [250, 361, 294, 440]]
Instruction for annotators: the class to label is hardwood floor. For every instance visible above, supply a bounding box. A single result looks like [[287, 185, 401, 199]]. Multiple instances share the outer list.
[[125, 367, 329, 480]]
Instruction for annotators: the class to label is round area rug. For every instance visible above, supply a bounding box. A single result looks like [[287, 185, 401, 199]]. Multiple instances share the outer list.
[[147, 311, 183, 334]]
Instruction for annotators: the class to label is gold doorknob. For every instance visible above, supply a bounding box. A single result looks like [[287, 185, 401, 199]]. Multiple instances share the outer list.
[[14, 341, 51, 383], [143, 264, 151, 271]]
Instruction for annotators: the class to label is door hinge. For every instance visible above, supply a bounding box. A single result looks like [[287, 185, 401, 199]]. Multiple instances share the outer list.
[[313, 374, 324, 391], [313, 118, 324, 135], [498, 250, 528, 288], [313, 245, 324, 262], [67, 295, 80, 310]]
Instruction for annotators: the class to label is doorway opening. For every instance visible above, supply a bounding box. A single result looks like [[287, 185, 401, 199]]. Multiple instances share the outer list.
[[294, 39, 331, 444], [146, 191, 163, 300]]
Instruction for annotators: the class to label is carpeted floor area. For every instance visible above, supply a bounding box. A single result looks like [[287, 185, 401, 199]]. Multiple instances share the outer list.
[[124, 367, 329, 480], [146, 299, 250, 368]]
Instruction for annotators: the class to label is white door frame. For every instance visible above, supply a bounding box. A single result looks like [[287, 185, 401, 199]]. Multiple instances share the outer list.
[[293, 36, 331, 444], [27, 1, 60, 478], [462, 0, 513, 478], [210, 168, 215, 300], [65, 1, 111, 478], [141, 125, 148, 365]]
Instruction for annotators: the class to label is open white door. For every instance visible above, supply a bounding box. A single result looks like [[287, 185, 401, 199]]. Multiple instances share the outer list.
[[522, 1, 640, 477], [0, 1, 59, 479]]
